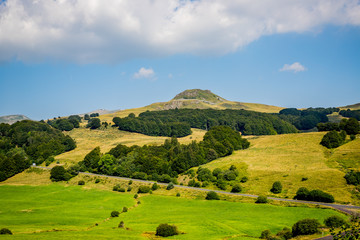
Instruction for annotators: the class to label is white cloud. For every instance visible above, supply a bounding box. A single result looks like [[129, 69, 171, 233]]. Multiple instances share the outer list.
[[133, 67, 156, 80], [280, 62, 306, 73], [0, 0, 360, 63]]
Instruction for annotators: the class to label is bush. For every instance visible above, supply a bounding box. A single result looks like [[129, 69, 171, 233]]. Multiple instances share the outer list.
[[156, 223, 178, 237], [128, 180, 133, 185], [255, 196, 268, 204], [95, 179, 100, 183], [292, 219, 320, 236], [224, 170, 237, 181], [138, 185, 151, 193], [294, 187, 334, 203], [50, 166, 72, 182], [270, 181, 282, 194], [151, 183, 159, 191], [0, 228, 12, 235], [111, 210, 120, 217], [350, 134, 356, 141], [231, 184, 242, 193], [320, 130, 344, 149], [216, 180, 227, 190], [345, 170, 360, 185], [166, 183, 174, 190], [134, 194, 138, 199], [118, 187, 126, 192], [176, 192, 180, 197], [78, 180, 85, 185], [206, 191, 220, 200], [118, 221, 124, 228], [324, 215, 346, 228], [276, 227, 292, 240], [301, 177, 308, 181], [122, 207, 128, 213], [127, 186, 132, 192], [240, 176, 248, 183], [212, 168, 222, 177], [260, 229, 271, 239], [113, 184, 121, 191]]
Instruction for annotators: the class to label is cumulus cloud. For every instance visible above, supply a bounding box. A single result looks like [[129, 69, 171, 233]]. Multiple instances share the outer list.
[[133, 67, 156, 80], [280, 62, 306, 73], [0, 0, 360, 63]]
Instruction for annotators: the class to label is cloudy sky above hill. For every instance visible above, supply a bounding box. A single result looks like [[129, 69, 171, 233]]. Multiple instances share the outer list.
[[0, 0, 359, 119]]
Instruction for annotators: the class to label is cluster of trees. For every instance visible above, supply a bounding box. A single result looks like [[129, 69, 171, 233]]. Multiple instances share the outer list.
[[113, 109, 298, 137], [47, 115, 82, 131], [294, 187, 335, 203], [320, 130, 347, 149], [76, 126, 249, 180], [279, 107, 339, 130], [0, 120, 76, 181], [84, 113, 99, 120], [344, 170, 360, 185], [339, 109, 360, 121], [86, 118, 101, 129], [113, 116, 191, 137], [318, 118, 359, 135], [261, 216, 347, 239]]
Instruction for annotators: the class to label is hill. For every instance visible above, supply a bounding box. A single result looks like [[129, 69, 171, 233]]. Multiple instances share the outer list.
[[99, 89, 284, 122], [341, 103, 360, 110], [0, 114, 30, 124]]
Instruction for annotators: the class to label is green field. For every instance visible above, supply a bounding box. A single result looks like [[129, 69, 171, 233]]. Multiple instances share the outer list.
[[0, 184, 346, 240]]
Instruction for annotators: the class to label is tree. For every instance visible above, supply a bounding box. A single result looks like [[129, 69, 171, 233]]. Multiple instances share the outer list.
[[156, 223, 178, 237], [260, 229, 271, 239], [86, 118, 101, 129], [0, 228, 12, 235], [292, 219, 320, 236], [344, 118, 360, 135], [111, 210, 119, 217], [324, 215, 346, 228], [255, 196, 268, 203], [50, 166, 71, 181], [231, 184, 242, 193], [270, 181, 282, 194], [84, 114, 90, 120], [81, 146, 101, 171], [137, 185, 151, 193]]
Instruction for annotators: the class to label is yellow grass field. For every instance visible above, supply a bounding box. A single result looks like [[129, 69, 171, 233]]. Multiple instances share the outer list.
[[201, 132, 360, 204], [55, 127, 206, 167]]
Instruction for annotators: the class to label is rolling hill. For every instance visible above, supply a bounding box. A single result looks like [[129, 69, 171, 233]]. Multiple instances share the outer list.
[[0, 114, 30, 124]]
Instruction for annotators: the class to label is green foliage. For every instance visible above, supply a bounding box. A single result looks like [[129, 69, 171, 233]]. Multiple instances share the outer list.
[[118, 221, 125, 228], [151, 183, 159, 191], [137, 185, 151, 193], [344, 170, 360, 185], [324, 215, 346, 228], [294, 187, 334, 203], [212, 168, 222, 177], [240, 176, 248, 183], [84, 114, 90, 120], [45, 156, 55, 166], [276, 227, 292, 240], [122, 206, 128, 213], [80, 147, 101, 172], [344, 118, 360, 135], [231, 184, 242, 193], [134, 194, 138, 199], [260, 229, 271, 239], [111, 210, 119, 217], [197, 167, 213, 182], [166, 183, 174, 190], [216, 180, 227, 190], [78, 180, 85, 185], [270, 181, 282, 194], [223, 170, 237, 181], [86, 118, 101, 129], [127, 186, 132, 192], [156, 223, 178, 237], [320, 131, 345, 149], [95, 179, 100, 183], [0, 228, 12, 235], [330, 216, 360, 239], [292, 219, 320, 236], [255, 196, 268, 204], [317, 122, 340, 131], [176, 192, 181, 197], [90, 113, 99, 117], [350, 134, 356, 141], [206, 191, 220, 200], [50, 166, 73, 182]]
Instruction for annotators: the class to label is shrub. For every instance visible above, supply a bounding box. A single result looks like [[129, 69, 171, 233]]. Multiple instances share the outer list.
[[128, 180, 133, 185], [270, 181, 282, 194], [158, 174, 172, 183], [260, 229, 271, 239], [0, 228, 12, 235], [127, 186, 132, 192], [187, 179, 196, 187], [350, 134, 356, 141], [224, 170, 237, 181], [95, 179, 100, 183], [276, 227, 292, 240], [156, 223, 178, 237], [122, 207, 128, 213], [194, 181, 201, 188], [78, 180, 85, 185], [197, 167, 213, 182], [50, 166, 72, 182], [206, 191, 220, 200], [118, 187, 126, 192], [166, 183, 174, 190], [138, 185, 151, 193], [212, 168, 222, 177], [292, 219, 320, 236], [324, 215, 346, 228], [301, 177, 308, 181], [111, 210, 120, 217], [231, 184, 242, 193], [113, 184, 121, 191], [294, 187, 334, 203], [240, 176, 248, 183], [294, 187, 310, 200], [118, 221, 124, 228], [151, 183, 159, 191], [344, 170, 360, 185], [134, 194, 138, 199], [255, 196, 268, 204], [176, 192, 180, 197], [216, 180, 227, 190]]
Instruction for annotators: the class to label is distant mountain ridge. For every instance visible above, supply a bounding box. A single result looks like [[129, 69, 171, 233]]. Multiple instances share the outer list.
[[341, 103, 360, 110], [0, 115, 31, 124]]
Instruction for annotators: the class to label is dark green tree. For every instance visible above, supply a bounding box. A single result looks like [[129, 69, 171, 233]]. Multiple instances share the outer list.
[[86, 118, 101, 129], [270, 181, 282, 194], [292, 219, 320, 236]]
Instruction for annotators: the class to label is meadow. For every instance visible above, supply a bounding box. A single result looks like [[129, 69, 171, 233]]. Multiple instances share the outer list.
[[0, 184, 346, 240]]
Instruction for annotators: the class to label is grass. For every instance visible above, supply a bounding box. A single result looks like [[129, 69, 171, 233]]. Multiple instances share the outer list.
[[0, 184, 346, 240], [55, 127, 206, 166], [328, 137, 360, 170], [200, 132, 359, 204]]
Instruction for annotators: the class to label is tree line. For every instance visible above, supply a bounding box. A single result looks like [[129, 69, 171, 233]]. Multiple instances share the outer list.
[[75, 126, 249, 180], [0, 120, 76, 181], [113, 109, 298, 137], [339, 109, 360, 121]]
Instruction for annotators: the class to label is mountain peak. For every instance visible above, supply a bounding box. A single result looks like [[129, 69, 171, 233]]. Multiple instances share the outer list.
[[173, 89, 226, 103]]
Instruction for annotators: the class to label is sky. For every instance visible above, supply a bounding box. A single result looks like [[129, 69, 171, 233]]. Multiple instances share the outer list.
[[0, 0, 360, 120]]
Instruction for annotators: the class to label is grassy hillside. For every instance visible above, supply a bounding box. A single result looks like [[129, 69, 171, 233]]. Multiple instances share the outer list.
[[0, 114, 30, 124], [55, 128, 206, 166], [0, 184, 346, 240], [199, 132, 360, 204]]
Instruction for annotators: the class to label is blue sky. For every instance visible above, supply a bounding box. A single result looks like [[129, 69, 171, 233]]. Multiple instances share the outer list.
[[0, 1, 360, 120]]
